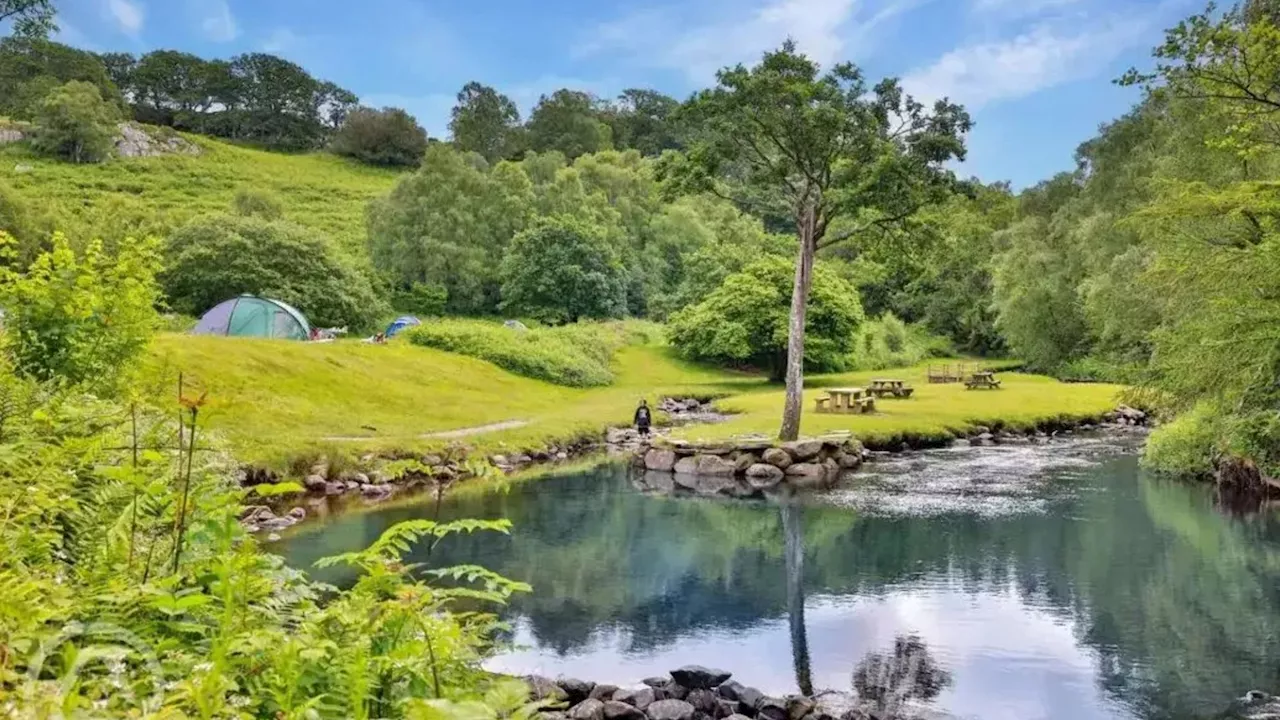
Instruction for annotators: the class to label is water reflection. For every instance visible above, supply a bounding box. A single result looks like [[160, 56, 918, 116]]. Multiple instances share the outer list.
[[852, 635, 952, 716], [279, 437, 1280, 720]]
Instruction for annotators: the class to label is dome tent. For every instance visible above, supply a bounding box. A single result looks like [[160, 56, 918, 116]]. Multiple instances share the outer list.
[[193, 295, 311, 340], [384, 315, 421, 338]]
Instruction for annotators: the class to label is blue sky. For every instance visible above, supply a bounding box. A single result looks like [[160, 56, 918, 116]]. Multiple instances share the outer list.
[[45, 0, 1196, 187]]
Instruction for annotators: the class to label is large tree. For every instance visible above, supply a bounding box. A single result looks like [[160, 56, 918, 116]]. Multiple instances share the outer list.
[[660, 42, 970, 439], [602, 88, 681, 156], [449, 81, 521, 163], [1, 0, 55, 38], [526, 89, 611, 159]]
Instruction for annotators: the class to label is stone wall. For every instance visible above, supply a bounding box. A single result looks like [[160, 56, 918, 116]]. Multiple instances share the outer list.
[[636, 435, 865, 497]]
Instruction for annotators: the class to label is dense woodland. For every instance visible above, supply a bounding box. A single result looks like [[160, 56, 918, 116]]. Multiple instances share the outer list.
[[2, 0, 1280, 714]]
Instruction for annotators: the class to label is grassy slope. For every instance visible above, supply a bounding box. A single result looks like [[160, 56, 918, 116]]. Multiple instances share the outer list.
[[1, 131, 402, 250], [147, 334, 1122, 469]]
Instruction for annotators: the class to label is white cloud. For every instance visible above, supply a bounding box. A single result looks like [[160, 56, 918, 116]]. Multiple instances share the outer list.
[[105, 0, 145, 36], [577, 0, 925, 83], [194, 0, 239, 42], [263, 27, 300, 54], [901, 15, 1148, 111]]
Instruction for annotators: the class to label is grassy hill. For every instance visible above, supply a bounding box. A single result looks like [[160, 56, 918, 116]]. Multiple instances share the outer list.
[[0, 129, 403, 252], [146, 332, 1123, 471]]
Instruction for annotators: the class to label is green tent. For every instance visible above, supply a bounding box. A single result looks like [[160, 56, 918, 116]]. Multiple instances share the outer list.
[[192, 295, 311, 340]]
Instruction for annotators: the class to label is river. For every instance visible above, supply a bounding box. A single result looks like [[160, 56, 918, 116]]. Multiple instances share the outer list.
[[275, 434, 1280, 720]]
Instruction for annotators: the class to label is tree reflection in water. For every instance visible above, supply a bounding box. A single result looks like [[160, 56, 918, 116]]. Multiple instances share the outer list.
[[781, 500, 813, 696], [852, 635, 952, 716]]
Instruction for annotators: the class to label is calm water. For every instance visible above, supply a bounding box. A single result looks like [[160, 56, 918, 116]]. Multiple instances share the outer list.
[[278, 436, 1280, 720]]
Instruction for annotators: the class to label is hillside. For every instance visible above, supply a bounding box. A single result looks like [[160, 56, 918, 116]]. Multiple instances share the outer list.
[[146, 333, 1122, 470], [0, 128, 403, 251]]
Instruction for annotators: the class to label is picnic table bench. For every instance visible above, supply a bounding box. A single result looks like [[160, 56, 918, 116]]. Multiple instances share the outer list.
[[869, 378, 915, 399], [815, 387, 876, 414], [965, 370, 1002, 390]]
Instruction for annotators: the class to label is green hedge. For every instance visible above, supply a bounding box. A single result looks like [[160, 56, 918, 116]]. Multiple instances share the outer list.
[[404, 319, 628, 387]]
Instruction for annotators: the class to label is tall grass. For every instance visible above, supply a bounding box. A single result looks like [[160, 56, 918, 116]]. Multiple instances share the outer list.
[[404, 319, 636, 387], [850, 313, 953, 371]]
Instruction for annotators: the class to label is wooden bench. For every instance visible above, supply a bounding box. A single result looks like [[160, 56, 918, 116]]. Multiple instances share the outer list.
[[815, 396, 832, 413]]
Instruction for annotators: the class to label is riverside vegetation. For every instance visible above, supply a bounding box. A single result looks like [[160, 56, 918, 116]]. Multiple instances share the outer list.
[[2, 0, 1280, 715]]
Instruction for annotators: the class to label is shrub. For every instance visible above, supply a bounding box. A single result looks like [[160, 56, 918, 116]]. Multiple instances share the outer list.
[[0, 230, 161, 391], [331, 106, 429, 167], [405, 319, 626, 387], [1143, 401, 1221, 478], [668, 257, 863, 380], [231, 187, 284, 220], [850, 313, 954, 371], [31, 80, 121, 163], [0, 180, 42, 265], [161, 214, 387, 330], [499, 216, 628, 324]]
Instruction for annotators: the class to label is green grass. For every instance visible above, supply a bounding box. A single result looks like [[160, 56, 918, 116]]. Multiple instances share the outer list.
[[0, 129, 402, 251], [404, 319, 626, 387], [146, 332, 1124, 470]]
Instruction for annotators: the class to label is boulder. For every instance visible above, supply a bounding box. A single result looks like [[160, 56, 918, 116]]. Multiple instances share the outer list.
[[614, 687, 657, 710], [304, 474, 327, 492], [762, 448, 792, 469], [837, 452, 862, 469], [745, 464, 785, 490], [784, 463, 826, 479], [560, 678, 595, 703], [663, 683, 689, 700], [726, 715, 753, 720], [604, 701, 647, 720], [1235, 690, 1280, 720], [287, 507, 306, 520], [695, 454, 738, 477], [590, 685, 620, 702], [734, 452, 757, 473], [686, 689, 720, 715], [673, 456, 699, 475], [529, 675, 569, 704], [646, 700, 695, 720], [754, 698, 787, 720], [735, 687, 763, 716], [642, 677, 670, 689], [670, 665, 731, 690], [569, 699, 605, 720], [715, 700, 738, 719], [645, 449, 678, 472], [782, 440, 823, 461]]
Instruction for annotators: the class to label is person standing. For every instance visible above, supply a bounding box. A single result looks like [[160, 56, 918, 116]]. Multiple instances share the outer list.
[[634, 399, 652, 437]]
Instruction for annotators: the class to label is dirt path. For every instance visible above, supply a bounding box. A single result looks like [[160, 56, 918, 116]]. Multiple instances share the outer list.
[[322, 419, 529, 443]]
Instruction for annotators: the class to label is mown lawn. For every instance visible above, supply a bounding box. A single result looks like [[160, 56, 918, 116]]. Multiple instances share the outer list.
[[1, 131, 402, 252], [147, 334, 1124, 470]]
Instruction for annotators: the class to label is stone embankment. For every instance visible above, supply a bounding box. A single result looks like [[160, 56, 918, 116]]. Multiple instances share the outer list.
[[529, 665, 882, 720], [635, 434, 865, 497]]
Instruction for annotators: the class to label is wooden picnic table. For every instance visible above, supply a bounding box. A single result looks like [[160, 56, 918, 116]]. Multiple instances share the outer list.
[[815, 387, 876, 414], [869, 379, 915, 398], [965, 370, 1002, 390]]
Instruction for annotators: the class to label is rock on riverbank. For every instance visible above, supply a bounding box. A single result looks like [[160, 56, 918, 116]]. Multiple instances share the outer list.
[[634, 434, 865, 497], [529, 666, 894, 720]]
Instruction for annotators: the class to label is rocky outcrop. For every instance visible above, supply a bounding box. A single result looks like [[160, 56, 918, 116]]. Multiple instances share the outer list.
[[115, 123, 201, 158], [632, 434, 865, 497], [529, 668, 908, 720]]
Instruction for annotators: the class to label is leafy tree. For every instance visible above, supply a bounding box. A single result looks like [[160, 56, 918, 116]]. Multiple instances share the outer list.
[[499, 216, 627, 323], [449, 81, 522, 162], [668, 256, 863, 380], [331, 106, 428, 167], [96, 50, 136, 96], [526, 89, 612, 159], [368, 144, 534, 314], [0, 0, 55, 38], [660, 41, 969, 439], [31, 80, 121, 163], [162, 214, 386, 329], [602, 88, 681, 156], [0, 230, 161, 391], [0, 37, 122, 118]]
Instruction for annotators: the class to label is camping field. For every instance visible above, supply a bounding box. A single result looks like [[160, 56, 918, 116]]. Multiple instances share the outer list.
[[146, 331, 1124, 471]]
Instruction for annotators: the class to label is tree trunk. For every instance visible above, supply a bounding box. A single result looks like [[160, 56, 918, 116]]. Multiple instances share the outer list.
[[782, 501, 813, 696], [779, 207, 816, 441]]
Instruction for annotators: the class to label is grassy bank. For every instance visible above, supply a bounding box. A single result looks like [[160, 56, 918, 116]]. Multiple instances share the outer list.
[[1, 132, 401, 250], [147, 333, 1124, 471]]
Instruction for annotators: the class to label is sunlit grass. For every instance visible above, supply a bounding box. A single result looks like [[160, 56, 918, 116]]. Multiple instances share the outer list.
[[1, 131, 402, 252], [147, 331, 1123, 469]]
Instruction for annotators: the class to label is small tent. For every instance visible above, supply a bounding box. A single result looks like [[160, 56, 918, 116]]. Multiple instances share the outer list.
[[193, 295, 311, 340], [385, 315, 421, 338]]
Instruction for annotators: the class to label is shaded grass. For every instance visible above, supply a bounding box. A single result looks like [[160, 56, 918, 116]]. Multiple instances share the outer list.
[[145, 335, 1122, 469], [0, 131, 401, 253]]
